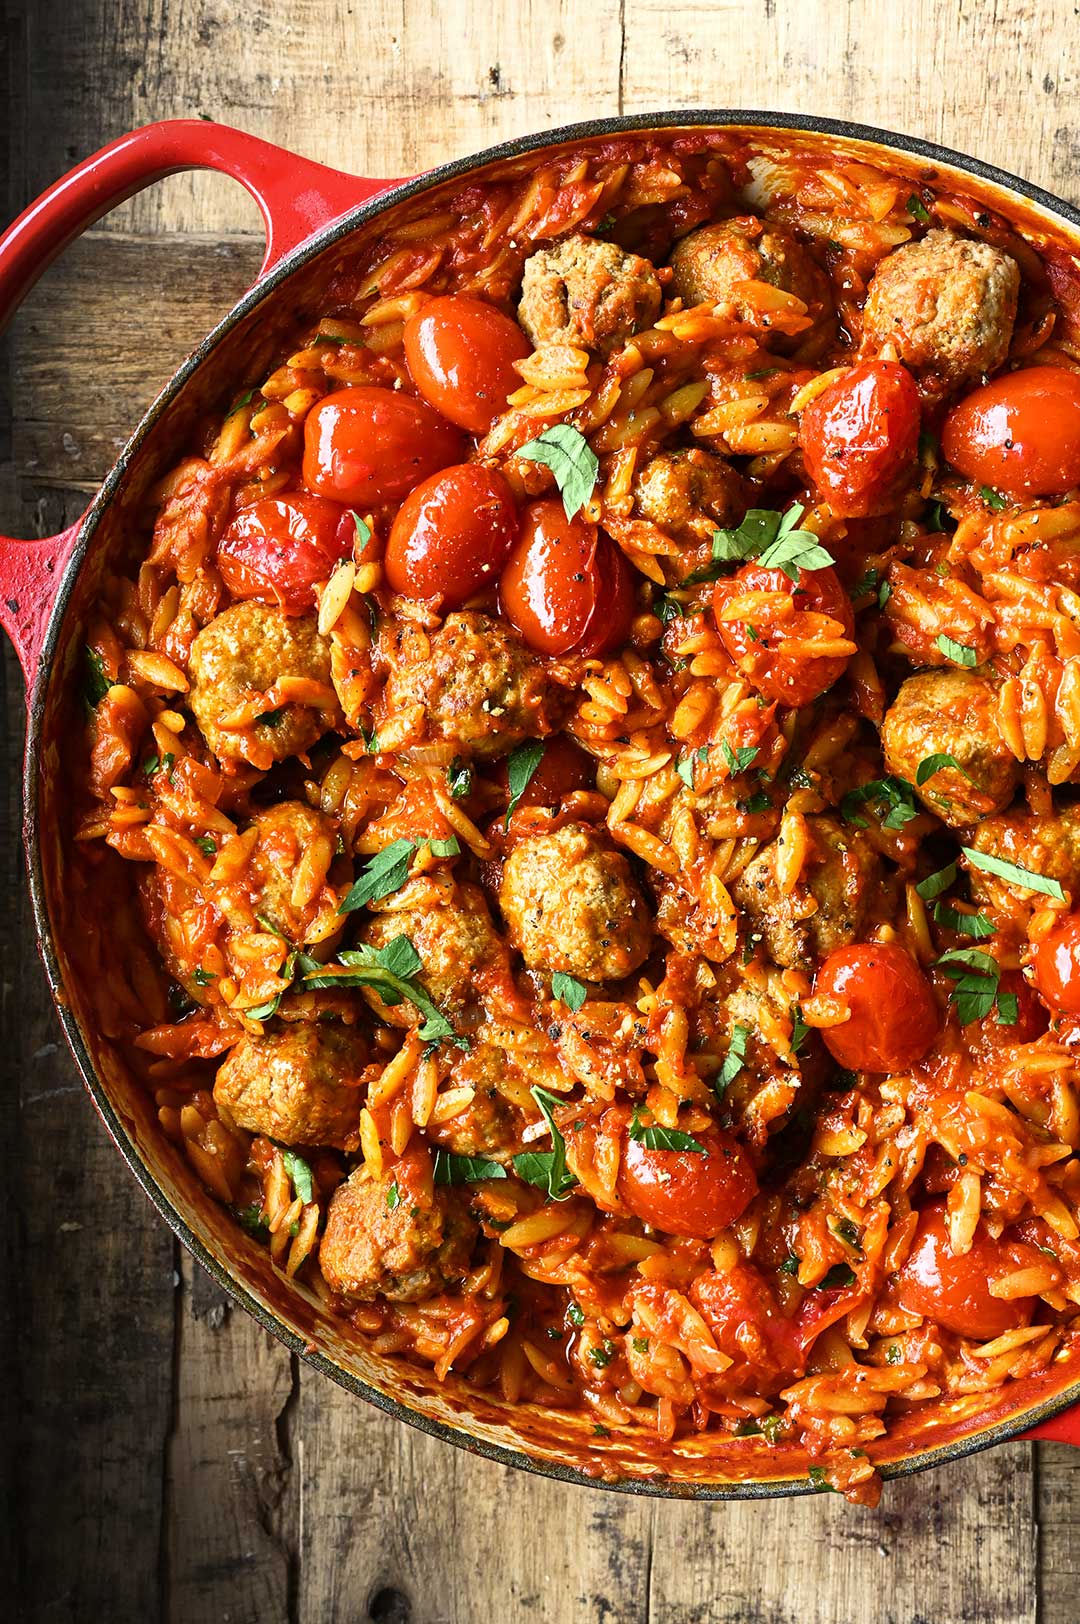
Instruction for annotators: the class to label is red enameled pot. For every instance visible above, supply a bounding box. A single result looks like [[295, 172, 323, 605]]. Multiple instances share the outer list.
[[3, 112, 1079, 1496]]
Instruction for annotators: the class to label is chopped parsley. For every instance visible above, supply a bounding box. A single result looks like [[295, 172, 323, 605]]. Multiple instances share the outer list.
[[236, 1203, 269, 1238], [517, 424, 598, 519], [193, 835, 217, 858], [225, 387, 258, 419], [192, 967, 216, 987], [567, 1301, 586, 1329], [778, 1253, 800, 1276], [551, 972, 588, 1013], [386, 1182, 400, 1211], [936, 633, 979, 667], [816, 1263, 856, 1291], [84, 645, 111, 708], [885, 1343, 903, 1365], [632, 1336, 650, 1354], [589, 1341, 616, 1369]]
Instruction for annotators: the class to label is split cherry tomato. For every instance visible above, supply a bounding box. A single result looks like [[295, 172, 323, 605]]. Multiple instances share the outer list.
[[1031, 914, 1080, 1014], [689, 1263, 802, 1392], [499, 498, 636, 657], [384, 464, 519, 606], [942, 365, 1080, 498], [216, 495, 353, 613], [799, 359, 921, 518], [712, 560, 854, 706], [617, 1125, 758, 1239], [302, 386, 465, 507], [815, 942, 939, 1072], [894, 1202, 1034, 1341], [403, 294, 532, 435]]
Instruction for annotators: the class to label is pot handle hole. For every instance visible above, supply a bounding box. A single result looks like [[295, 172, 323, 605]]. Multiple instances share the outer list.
[[0, 119, 405, 679]]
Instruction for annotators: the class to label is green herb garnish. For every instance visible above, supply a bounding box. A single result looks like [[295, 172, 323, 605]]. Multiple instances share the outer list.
[[432, 1151, 508, 1185], [628, 1109, 704, 1153], [447, 759, 473, 800], [962, 846, 1066, 900], [551, 972, 588, 1013], [517, 424, 599, 519], [716, 1023, 750, 1097], [281, 1148, 314, 1205], [979, 485, 1008, 512], [505, 739, 545, 825], [841, 776, 919, 831], [915, 752, 972, 787], [935, 633, 979, 667], [511, 1086, 577, 1200]]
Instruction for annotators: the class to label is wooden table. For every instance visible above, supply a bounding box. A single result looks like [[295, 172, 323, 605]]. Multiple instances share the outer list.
[[4, 2, 1080, 1618]]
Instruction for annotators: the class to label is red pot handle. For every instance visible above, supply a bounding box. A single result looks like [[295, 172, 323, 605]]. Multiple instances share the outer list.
[[1023, 1405, 1080, 1445], [0, 118, 404, 683]]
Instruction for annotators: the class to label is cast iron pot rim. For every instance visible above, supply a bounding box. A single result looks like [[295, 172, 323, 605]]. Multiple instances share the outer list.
[[21, 107, 1080, 1499]]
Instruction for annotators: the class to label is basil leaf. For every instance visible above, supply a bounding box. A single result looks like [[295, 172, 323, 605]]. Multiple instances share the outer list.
[[907, 193, 931, 223], [84, 645, 111, 708], [225, 387, 258, 419], [192, 967, 216, 987], [816, 1262, 856, 1290], [308, 935, 466, 1047], [505, 739, 545, 825], [551, 972, 588, 1012], [433, 1151, 507, 1185], [979, 485, 1008, 512], [428, 836, 461, 858], [512, 1086, 577, 1200], [386, 1182, 401, 1211], [790, 1006, 809, 1055], [916, 862, 958, 900], [338, 837, 416, 914], [936, 633, 978, 667], [937, 947, 1001, 1024], [236, 1203, 269, 1238], [517, 424, 599, 519], [281, 1148, 314, 1205], [675, 754, 695, 789], [628, 1110, 705, 1152], [350, 511, 372, 550], [722, 742, 759, 774], [716, 1023, 750, 1096], [194, 836, 217, 858], [996, 992, 1019, 1026], [756, 530, 836, 583], [961, 846, 1066, 901], [447, 759, 473, 799], [840, 776, 919, 831], [932, 901, 995, 938], [915, 752, 972, 786]]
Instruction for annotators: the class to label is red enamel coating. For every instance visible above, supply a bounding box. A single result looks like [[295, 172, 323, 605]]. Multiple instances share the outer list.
[[0, 119, 404, 680], [1023, 1410, 1080, 1446]]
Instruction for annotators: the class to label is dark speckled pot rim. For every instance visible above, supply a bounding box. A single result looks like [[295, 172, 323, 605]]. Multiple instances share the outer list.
[[21, 108, 1080, 1498]]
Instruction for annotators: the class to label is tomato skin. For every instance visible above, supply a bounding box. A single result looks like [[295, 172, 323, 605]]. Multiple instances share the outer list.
[[494, 734, 595, 808], [942, 366, 1080, 498], [403, 294, 531, 435], [384, 464, 519, 606], [711, 560, 854, 706], [895, 1202, 1034, 1341], [1031, 914, 1080, 1014], [689, 1263, 802, 1392], [800, 360, 921, 518], [815, 942, 939, 1072], [302, 386, 465, 507], [617, 1126, 758, 1239], [217, 495, 353, 613], [499, 498, 636, 656]]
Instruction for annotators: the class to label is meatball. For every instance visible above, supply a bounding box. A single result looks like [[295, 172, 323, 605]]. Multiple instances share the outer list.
[[965, 805, 1080, 923], [233, 800, 346, 945], [862, 229, 1019, 394], [634, 448, 749, 542], [731, 814, 884, 972], [669, 217, 832, 351], [499, 822, 652, 982], [518, 234, 662, 356], [188, 602, 334, 765], [214, 1023, 365, 1147], [426, 1043, 523, 1162], [319, 1145, 477, 1302], [359, 880, 510, 1032], [383, 611, 563, 760], [881, 669, 1020, 827]]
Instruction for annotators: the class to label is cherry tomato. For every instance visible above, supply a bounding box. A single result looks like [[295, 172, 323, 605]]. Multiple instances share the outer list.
[[711, 560, 854, 706], [384, 464, 519, 606], [815, 942, 939, 1072], [617, 1125, 757, 1239], [894, 1202, 1034, 1341], [499, 498, 636, 657], [977, 968, 1049, 1045], [494, 734, 596, 808], [690, 1263, 801, 1392], [302, 386, 465, 507], [942, 366, 1080, 498], [216, 495, 353, 614], [1031, 914, 1080, 1014], [800, 360, 921, 518], [403, 294, 532, 436]]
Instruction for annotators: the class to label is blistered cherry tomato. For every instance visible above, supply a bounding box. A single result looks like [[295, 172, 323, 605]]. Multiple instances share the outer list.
[[815, 942, 939, 1072], [617, 1126, 758, 1239], [494, 734, 596, 809], [690, 1263, 801, 1391], [217, 495, 353, 613], [712, 560, 854, 706], [404, 294, 532, 436], [302, 386, 465, 507], [384, 464, 519, 606], [1031, 914, 1080, 1014], [942, 366, 1080, 498], [799, 359, 921, 518], [894, 1202, 1034, 1341], [499, 498, 636, 657]]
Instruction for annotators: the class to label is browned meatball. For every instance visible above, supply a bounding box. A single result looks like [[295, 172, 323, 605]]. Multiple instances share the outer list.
[[427, 1043, 523, 1162], [319, 1146, 477, 1302], [965, 805, 1080, 924], [189, 602, 333, 765], [634, 448, 749, 542], [214, 1023, 365, 1147], [669, 217, 832, 351], [359, 880, 510, 1033], [383, 611, 564, 760], [731, 815, 885, 971], [881, 669, 1019, 827], [862, 229, 1019, 394], [499, 822, 652, 982], [518, 234, 662, 355]]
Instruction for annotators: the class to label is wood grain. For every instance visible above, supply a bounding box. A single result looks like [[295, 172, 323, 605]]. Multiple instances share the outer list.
[[3, 2, 1079, 1620]]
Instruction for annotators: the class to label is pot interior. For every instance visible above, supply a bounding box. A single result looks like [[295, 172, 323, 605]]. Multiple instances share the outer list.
[[28, 115, 1080, 1495]]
